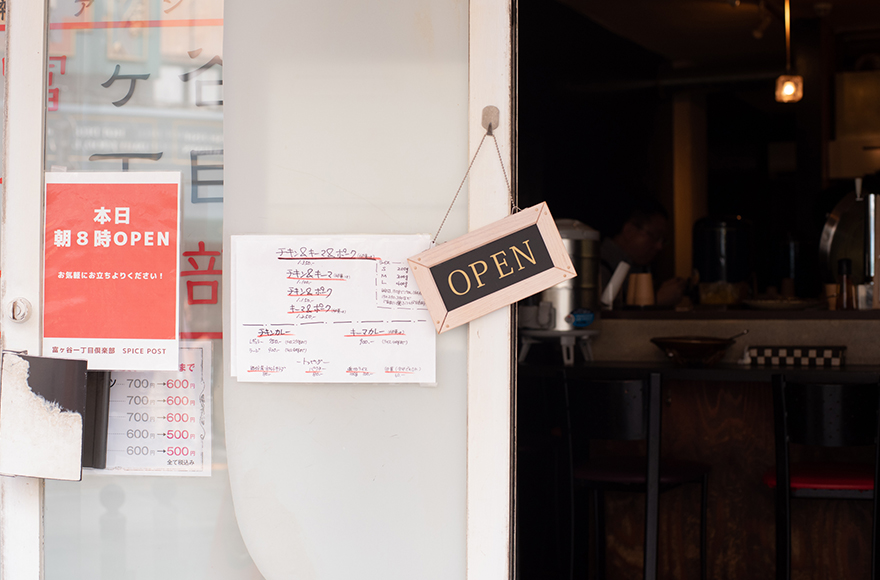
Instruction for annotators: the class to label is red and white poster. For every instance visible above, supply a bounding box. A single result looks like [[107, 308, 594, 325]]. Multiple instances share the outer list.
[[44, 172, 181, 371]]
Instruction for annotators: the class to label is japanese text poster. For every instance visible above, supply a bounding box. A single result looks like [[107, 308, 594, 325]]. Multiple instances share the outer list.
[[231, 235, 436, 384], [44, 172, 181, 371]]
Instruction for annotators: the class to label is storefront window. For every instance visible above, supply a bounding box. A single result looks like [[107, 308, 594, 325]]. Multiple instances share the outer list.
[[33, 1, 260, 577]]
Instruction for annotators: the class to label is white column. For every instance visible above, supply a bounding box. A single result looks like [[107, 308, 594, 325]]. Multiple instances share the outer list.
[[1, 0, 49, 578], [467, 0, 513, 578]]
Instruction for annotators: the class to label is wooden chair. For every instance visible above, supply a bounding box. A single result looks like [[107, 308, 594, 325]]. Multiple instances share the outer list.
[[763, 375, 880, 580], [570, 373, 709, 580]]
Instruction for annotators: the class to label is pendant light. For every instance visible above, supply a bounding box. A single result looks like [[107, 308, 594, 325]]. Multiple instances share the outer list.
[[775, 0, 803, 102]]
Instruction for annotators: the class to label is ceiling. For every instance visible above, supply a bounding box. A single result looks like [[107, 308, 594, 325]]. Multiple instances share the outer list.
[[556, 0, 880, 69]]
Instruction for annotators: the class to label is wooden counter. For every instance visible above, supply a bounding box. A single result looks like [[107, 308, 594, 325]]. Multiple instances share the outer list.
[[587, 317, 880, 365], [601, 309, 880, 320]]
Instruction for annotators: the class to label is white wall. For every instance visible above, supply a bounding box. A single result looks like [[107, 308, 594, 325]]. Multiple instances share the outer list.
[[223, 1, 470, 578]]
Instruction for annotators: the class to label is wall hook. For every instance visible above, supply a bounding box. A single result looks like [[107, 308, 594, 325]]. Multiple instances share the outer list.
[[482, 106, 500, 133]]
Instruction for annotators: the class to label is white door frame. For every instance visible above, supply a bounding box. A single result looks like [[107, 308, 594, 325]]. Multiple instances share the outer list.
[[467, 1, 515, 579], [0, 0, 516, 577], [1, 0, 50, 579]]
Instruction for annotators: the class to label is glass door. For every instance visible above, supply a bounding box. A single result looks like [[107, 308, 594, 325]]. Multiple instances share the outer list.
[[0, 0, 513, 577], [14, 1, 259, 577]]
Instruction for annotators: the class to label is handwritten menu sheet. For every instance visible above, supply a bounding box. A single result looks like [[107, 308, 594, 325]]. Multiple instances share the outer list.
[[231, 235, 436, 384]]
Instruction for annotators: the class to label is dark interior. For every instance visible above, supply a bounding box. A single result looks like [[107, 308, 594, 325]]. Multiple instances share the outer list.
[[515, 1, 880, 578], [517, 0, 880, 293]]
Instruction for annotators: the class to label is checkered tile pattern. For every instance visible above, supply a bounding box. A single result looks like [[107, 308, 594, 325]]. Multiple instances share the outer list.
[[748, 346, 846, 368]]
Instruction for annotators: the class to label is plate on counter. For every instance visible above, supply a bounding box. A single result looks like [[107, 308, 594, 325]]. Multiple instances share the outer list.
[[742, 298, 824, 310]]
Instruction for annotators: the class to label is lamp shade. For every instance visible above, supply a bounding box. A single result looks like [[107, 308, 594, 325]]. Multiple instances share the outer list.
[[776, 75, 804, 103]]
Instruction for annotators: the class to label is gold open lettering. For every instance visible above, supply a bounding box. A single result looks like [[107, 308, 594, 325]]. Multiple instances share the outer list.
[[448, 269, 471, 296], [510, 240, 537, 271], [468, 260, 489, 288], [490, 250, 514, 279]]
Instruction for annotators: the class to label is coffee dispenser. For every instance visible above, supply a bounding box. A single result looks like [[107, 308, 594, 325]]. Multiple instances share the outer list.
[[692, 216, 753, 304]]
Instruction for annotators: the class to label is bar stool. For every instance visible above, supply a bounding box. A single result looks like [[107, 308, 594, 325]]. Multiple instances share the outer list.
[[762, 375, 880, 580], [569, 373, 709, 580]]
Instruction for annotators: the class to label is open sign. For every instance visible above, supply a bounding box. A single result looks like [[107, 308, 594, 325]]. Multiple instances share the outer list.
[[409, 203, 575, 333]]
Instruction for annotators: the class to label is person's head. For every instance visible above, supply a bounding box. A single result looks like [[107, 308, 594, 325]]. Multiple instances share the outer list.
[[612, 196, 669, 266]]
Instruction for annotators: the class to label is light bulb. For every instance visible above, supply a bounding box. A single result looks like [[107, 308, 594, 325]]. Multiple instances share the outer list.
[[775, 75, 803, 103]]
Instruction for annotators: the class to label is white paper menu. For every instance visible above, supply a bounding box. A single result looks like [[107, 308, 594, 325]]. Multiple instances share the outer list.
[[231, 235, 436, 384]]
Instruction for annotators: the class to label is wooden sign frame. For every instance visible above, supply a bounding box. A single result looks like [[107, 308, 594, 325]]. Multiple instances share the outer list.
[[409, 203, 575, 333]]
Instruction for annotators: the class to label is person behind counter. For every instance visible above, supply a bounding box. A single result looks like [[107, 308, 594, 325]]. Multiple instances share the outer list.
[[599, 196, 687, 307]]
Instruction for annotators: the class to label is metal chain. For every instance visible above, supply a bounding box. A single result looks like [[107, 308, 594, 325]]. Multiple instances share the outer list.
[[490, 126, 517, 213], [433, 131, 489, 244], [432, 126, 516, 244]]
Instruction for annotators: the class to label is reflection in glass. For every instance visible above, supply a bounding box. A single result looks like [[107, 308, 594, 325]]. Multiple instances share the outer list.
[[35, 1, 260, 577]]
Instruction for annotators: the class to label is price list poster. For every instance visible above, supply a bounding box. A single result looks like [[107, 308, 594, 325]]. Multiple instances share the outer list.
[[231, 235, 436, 384], [100, 342, 212, 476]]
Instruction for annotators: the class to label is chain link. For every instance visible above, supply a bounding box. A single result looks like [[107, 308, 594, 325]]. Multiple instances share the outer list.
[[432, 126, 516, 244]]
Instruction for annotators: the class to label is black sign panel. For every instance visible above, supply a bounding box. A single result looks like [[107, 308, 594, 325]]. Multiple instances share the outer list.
[[429, 224, 553, 311]]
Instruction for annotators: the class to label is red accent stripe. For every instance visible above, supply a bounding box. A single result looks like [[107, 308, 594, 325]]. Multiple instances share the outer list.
[[180, 332, 222, 339], [0, 19, 223, 32], [49, 19, 222, 31], [763, 462, 876, 491]]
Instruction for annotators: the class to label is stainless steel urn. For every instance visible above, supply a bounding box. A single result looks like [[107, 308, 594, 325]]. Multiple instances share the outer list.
[[537, 219, 600, 331]]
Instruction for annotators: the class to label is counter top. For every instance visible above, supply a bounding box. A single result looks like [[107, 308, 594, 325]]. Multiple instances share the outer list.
[[519, 361, 880, 383], [585, 317, 880, 365], [601, 309, 880, 320]]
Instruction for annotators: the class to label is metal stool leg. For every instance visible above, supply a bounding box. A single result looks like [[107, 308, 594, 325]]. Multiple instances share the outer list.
[[701, 473, 709, 580], [592, 488, 606, 580]]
